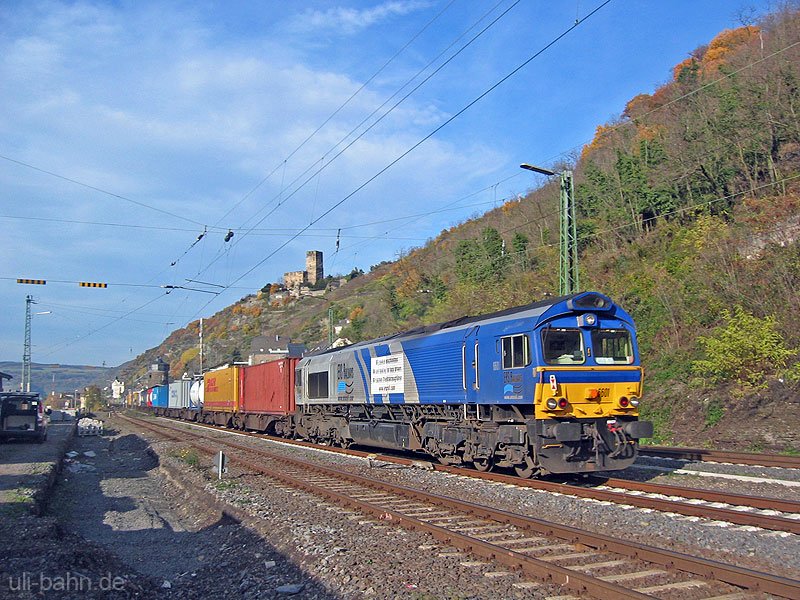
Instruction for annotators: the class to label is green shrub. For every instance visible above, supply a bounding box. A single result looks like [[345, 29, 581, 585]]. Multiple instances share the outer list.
[[638, 402, 672, 445], [704, 399, 725, 428], [691, 307, 796, 387]]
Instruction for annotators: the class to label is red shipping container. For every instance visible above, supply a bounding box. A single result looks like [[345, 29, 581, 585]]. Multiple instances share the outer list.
[[239, 358, 297, 415]]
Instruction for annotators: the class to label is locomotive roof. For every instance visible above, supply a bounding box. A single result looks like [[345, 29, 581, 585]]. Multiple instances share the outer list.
[[310, 292, 589, 357]]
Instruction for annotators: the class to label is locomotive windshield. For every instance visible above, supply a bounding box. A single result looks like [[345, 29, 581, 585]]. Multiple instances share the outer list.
[[541, 329, 585, 365], [591, 329, 634, 364]]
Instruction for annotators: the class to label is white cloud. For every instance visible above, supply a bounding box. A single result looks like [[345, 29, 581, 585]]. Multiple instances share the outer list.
[[290, 1, 431, 35], [0, 0, 503, 365]]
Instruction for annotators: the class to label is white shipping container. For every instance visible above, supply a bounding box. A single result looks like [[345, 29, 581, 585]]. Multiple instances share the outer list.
[[189, 379, 204, 408], [168, 380, 193, 408]]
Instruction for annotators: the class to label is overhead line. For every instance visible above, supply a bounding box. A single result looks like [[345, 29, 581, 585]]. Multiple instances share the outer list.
[[39, 292, 170, 358], [325, 19, 800, 269], [211, 0, 462, 228], [188, 0, 613, 319], [0, 154, 207, 227], [196, 0, 524, 276]]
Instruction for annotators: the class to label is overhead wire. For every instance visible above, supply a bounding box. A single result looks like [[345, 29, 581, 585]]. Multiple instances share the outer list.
[[333, 27, 800, 265], [5, 1, 482, 361], [0, 154, 207, 227], [195, 0, 524, 276], [187, 0, 614, 321], [39, 292, 171, 358], [211, 0, 461, 229]]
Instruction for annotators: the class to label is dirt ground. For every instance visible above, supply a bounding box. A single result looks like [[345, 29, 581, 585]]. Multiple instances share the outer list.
[[648, 379, 800, 452], [1, 419, 335, 599]]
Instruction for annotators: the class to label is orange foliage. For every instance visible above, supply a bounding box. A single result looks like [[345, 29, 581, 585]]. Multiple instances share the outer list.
[[701, 26, 759, 73], [672, 57, 697, 81], [396, 267, 422, 300], [349, 306, 364, 322], [581, 124, 615, 161], [635, 124, 665, 143], [650, 83, 672, 108], [624, 93, 654, 120]]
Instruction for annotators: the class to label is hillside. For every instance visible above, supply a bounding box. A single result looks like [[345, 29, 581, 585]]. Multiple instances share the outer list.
[[118, 6, 800, 453], [0, 361, 112, 397]]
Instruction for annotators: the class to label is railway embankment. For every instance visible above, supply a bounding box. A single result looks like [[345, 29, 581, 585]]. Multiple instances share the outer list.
[[0, 421, 75, 516], [1, 415, 337, 599]]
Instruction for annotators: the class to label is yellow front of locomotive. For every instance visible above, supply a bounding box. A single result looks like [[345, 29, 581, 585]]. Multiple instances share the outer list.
[[529, 293, 653, 474]]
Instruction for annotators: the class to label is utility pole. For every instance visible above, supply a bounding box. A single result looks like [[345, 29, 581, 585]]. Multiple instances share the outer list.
[[22, 295, 33, 392], [199, 317, 204, 375], [559, 170, 578, 296], [520, 164, 579, 295], [328, 307, 334, 346]]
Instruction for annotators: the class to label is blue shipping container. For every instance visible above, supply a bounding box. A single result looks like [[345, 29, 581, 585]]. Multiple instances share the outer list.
[[150, 385, 169, 408]]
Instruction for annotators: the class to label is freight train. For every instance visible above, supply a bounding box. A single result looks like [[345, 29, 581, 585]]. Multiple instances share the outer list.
[[145, 291, 653, 477]]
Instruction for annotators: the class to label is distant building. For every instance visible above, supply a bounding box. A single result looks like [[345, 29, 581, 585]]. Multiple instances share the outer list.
[[306, 250, 323, 285], [0, 372, 11, 392], [283, 270, 306, 289], [146, 358, 169, 387], [249, 334, 306, 365], [283, 250, 324, 290]]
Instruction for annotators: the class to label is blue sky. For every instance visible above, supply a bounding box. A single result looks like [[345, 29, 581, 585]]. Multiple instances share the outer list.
[[0, 0, 772, 368]]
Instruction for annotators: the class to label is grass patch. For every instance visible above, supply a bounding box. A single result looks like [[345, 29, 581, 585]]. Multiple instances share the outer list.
[[212, 479, 238, 491], [645, 352, 693, 385], [638, 402, 672, 445], [172, 447, 201, 468], [781, 446, 800, 456], [0, 488, 36, 517], [703, 399, 725, 429]]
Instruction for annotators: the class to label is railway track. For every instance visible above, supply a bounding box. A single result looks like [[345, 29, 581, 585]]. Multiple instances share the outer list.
[[640, 446, 800, 470], [122, 414, 800, 599], [139, 414, 800, 535]]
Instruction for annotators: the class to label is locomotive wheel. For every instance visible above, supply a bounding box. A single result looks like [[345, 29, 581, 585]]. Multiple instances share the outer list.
[[514, 456, 537, 479], [473, 456, 494, 472]]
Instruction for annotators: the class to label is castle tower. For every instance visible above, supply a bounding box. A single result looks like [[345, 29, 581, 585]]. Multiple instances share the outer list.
[[306, 251, 323, 285]]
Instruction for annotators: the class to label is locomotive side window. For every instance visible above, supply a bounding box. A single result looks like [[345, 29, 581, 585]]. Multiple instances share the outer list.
[[591, 329, 634, 364], [541, 329, 585, 365], [308, 371, 329, 399], [501, 334, 530, 369]]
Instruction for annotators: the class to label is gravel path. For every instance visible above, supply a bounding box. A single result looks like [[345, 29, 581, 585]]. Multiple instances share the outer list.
[[0, 418, 348, 599]]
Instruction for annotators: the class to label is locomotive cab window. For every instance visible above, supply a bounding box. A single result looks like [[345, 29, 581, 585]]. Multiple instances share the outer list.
[[591, 329, 634, 364], [542, 329, 585, 365], [501, 334, 530, 369], [308, 371, 329, 399]]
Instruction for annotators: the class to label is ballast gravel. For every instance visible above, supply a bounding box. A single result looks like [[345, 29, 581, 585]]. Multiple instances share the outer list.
[[23, 413, 797, 599], [170, 420, 800, 581]]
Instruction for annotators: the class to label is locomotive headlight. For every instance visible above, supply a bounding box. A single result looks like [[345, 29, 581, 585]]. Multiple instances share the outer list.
[[629, 396, 639, 407], [546, 397, 558, 410], [585, 313, 597, 326]]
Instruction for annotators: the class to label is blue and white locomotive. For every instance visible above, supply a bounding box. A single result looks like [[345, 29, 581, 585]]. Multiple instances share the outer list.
[[295, 291, 653, 477]]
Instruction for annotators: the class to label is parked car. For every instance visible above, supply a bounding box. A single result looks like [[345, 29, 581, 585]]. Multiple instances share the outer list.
[[0, 392, 48, 443]]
